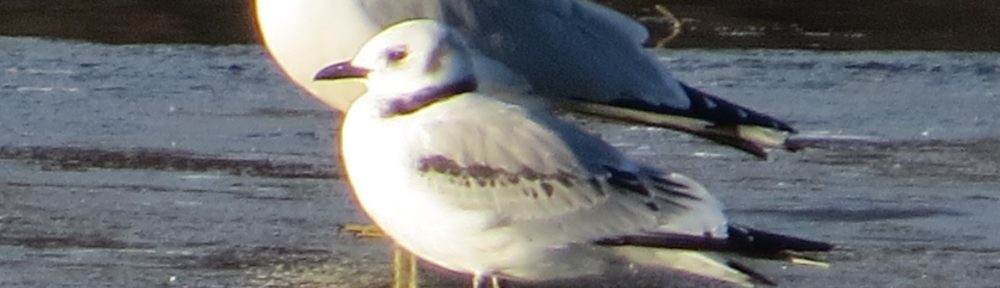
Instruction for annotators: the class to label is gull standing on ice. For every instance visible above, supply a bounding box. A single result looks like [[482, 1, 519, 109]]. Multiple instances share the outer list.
[[256, 0, 798, 158], [315, 19, 831, 287]]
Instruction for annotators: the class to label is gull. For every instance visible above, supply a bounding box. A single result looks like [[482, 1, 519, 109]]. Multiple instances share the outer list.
[[315, 19, 831, 287], [255, 0, 797, 158]]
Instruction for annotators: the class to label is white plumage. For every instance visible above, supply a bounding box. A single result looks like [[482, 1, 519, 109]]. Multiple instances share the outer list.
[[316, 20, 830, 287]]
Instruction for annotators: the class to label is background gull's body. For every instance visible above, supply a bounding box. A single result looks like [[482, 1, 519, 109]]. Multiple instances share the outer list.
[[254, 0, 797, 157]]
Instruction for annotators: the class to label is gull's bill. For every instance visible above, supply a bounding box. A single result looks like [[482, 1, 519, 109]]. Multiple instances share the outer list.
[[255, 0, 798, 158], [317, 19, 832, 287], [314, 62, 369, 80]]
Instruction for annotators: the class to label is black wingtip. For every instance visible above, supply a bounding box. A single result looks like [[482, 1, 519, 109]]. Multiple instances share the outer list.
[[600, 83, 795, 135], [678, 83, 797, 134], [584, 82, 798, 158], [726, 225, 835, 258], [594, 226, 833, 257]]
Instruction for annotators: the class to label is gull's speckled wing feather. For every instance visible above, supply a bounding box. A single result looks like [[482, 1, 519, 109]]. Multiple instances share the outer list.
[[403, 93, 728, 243]]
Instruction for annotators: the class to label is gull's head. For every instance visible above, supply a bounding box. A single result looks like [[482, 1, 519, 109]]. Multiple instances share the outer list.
[[313, 19, 477, 116]]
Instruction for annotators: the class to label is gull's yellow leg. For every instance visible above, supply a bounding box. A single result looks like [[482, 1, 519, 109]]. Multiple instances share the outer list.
[[393, 245, 419, 288], [340, 224, 419, 287]]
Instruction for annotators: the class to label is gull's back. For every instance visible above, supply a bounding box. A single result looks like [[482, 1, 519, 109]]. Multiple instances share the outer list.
[[256, 0, 681, 108], [256, 0, 796, 157], [433, 0, 691, 108]]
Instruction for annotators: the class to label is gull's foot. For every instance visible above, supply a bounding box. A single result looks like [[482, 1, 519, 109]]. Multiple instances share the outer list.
[[339, 223, 385, 238]]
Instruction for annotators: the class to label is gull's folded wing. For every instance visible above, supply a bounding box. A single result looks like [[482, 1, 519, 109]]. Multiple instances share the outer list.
[[408, 95, 728, 242]]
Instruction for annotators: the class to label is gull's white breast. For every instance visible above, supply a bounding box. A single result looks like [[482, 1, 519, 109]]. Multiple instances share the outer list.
[[340, 94, 614, 280], [340, 96, 518, 274]]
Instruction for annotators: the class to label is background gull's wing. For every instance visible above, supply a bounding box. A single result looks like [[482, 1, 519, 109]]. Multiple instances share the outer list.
[[256, 0, 796, 156], [257, 0, 797, 157], [435, 0, 689, 108], [436, 0, 796, 157]]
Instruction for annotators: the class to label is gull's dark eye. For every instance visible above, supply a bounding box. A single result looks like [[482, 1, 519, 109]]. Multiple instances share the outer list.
[[387, 46, 408, 62]]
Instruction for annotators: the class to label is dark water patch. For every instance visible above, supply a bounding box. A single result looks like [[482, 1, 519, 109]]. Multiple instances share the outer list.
[[233, 194, 300, 202], [841, 61, 1000, 76], [1, 181, 290, 202], [0, 233, 153, 250], [796, 80, 839, 90], [141, 246, 339, 273], [972, 64, 997, 76], [239, 131, 323, 142], [181, 241, 227, 248], [791, 137, 1000, 182], [965, 195, 999, 201], [0, 145, 337, 179], [181, 246, 334, 270], [852, 236, 948, 244], [732, 58, 819, 71], [192, 108, 336, 119], [4, 181, 206, 194], [736, 207, 966, 222], [844, 62, 930, 73], [802, 150, 895, 167], [791, 137, 988, 151], [936, 246, 1000, 254], [0, 260, 25, 267], [249, 108, 335, 119], [245, 251, 394, 288]]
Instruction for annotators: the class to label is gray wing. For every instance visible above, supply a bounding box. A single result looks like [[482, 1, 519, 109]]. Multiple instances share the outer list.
[[358, 0, 796, 157], [260, 0, 794, 156], [435, 0, 691, 109], [408, 94, 728, 243], [359, 0, 686, 107]]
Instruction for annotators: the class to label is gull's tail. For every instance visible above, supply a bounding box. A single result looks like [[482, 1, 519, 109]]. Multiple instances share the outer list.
[[601, 226, 833, 286], [563, 83, 798, 159]]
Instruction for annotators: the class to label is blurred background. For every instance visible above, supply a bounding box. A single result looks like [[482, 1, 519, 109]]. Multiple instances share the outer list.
[[0, 0, 998, 50]]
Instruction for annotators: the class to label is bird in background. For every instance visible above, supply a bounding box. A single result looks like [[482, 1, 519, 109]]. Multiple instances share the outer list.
[[255, 0, 799, 159], [315, 19, 832, 288]]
